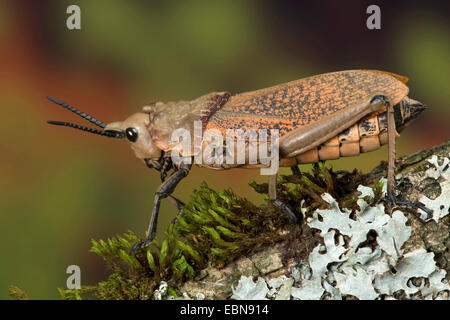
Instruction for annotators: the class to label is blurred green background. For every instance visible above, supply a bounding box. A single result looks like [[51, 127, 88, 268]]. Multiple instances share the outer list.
[[0, 0, 448, 299]]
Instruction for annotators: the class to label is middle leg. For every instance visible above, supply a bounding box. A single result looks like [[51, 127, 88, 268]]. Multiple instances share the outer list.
[[268, 173, 297, 223]]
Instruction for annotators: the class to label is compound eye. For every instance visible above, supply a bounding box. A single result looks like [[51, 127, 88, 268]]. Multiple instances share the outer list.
[[125, 127, 138, 142]]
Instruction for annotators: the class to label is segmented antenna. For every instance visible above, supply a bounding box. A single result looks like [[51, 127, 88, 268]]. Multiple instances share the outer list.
[[47, 121, 124, 138], [46, 96, 107, 128]]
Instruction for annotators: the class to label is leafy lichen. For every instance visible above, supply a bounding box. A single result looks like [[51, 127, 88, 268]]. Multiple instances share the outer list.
[[231, 175, 450, 300], [419, 155, 450, 222]]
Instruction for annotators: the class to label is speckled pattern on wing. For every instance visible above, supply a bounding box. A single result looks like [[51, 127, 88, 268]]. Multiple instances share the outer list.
[[206, 70, 408, 136]]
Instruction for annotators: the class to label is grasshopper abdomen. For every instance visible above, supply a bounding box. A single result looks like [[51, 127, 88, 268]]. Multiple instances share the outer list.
[[283, 97, 425, 165]]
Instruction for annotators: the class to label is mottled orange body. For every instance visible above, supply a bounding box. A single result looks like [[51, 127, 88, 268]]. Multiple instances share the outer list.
[[203, 70, 413, 167], [207, 70, 407, 135]]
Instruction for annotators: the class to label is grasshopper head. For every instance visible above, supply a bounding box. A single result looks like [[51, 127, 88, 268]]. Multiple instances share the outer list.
[[104, 113, 162, 160], [46, 96, 162, 162]]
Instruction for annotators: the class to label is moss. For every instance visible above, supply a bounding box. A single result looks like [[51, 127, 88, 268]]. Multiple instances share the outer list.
[[401, 149, 433, 167], [273, 163, 367, 214], [175, 182, 289, 268], [58, 286, 97, 300], [413, 164, 427, 173], [371, 179, 384, 205], [55, 226, 201, 299], [8, 285, 28, 300]]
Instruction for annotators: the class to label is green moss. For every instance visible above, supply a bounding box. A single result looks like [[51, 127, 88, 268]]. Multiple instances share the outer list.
[[8, 285, 28, 300], [59, 286, 97, 300], [271, 163, 366, 214], [56, 227, 202, 300], [175, 182, 288, 268], [371, 179, 385, 205], [402, 149, 433, 166], [413, 164, 427, 173]]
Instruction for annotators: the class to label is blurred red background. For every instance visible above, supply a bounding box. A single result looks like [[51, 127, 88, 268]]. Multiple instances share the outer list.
[[0, 0, 448, 299]]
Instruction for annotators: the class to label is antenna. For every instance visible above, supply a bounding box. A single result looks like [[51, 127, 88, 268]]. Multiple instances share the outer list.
[[47, 121, 124, 138], [46, 96, 107, 128]]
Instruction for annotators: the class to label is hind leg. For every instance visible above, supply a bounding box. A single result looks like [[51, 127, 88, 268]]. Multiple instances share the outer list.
[[380, 95, 433, 219]]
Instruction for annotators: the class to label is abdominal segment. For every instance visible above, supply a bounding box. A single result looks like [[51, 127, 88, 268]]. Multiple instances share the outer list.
[[279, 112, 394, 166]]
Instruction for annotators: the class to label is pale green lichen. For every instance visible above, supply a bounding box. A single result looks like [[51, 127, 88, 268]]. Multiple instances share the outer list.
[[419, 155, 450, 222], [290, 277, 324, 300], [231, 276, 269, 300], [273, 277, 294, 300], [231, 178, 450, 300], [374, 249, 436, 296], [334, 266, 378, 300]]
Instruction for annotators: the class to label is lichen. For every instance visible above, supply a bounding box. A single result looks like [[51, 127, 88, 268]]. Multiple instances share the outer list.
[[231, 276, 269, 300], [231, 174, 450, 300], [418, 155, 450, 222]]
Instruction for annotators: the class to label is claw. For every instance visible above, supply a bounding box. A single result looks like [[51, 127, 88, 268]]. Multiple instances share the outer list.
[[291, 166, 301, 176], [272, 199, 297, 223], [170, 208, 184, 225], [387, 193, 433, 221], [130, 241, 142, 255], [130, 238, 153, 255]]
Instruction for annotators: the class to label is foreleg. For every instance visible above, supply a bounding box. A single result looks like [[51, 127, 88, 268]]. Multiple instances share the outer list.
[[131, 162, 192, 253]]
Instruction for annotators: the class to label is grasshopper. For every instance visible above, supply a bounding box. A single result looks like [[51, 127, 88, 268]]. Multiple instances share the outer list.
[[47, 70, 431, 252]]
